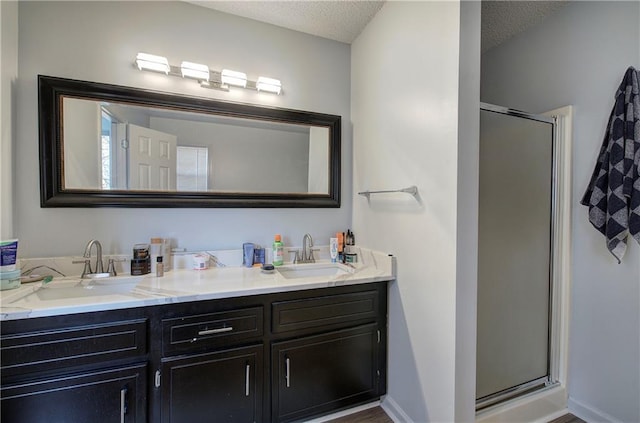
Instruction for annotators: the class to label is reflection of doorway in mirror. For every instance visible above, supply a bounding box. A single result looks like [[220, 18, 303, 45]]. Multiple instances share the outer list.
[[100, 110, 113, 189], [176, 146, 209, 191], [100, 110, 127, 190], [128, 124, 177, 190]]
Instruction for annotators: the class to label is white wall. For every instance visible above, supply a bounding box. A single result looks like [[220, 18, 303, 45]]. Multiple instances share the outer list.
[[481, 2, 640, 422], [16, 1, 351, 257], [455, 1, 480, 420], [1, 0, 18, 240], [352, 1, 479, 421]]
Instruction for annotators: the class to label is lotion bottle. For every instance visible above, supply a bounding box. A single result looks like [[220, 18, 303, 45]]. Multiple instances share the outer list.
[[272, 234, 284, 266]]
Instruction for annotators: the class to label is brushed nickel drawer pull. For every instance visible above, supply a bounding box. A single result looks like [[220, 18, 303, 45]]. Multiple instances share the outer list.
[[245, 364, 250, 396], [155, 370, 161, 388], [285, 357, 291, 388], [120, 387, 127, 423], [198, 326, 233, 336]]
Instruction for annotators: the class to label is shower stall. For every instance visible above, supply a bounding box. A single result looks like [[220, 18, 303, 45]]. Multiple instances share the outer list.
[[476, 103, 560, 410]]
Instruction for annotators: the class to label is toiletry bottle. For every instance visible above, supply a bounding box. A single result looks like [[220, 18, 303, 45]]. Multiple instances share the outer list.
[[150, 238, 162, 273], [337, 232, 344, 263], [253, 247, 265, 267], [272, 234, 284, 266], [156, 256, 164, 277], [243, 243, 255, 268], [330, 238, 338, 263], [345, 230, 357, 263]]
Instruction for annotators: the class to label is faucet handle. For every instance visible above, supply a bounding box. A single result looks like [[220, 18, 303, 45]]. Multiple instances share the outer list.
[[106, 259, 117, 277], [308, 248, 320, 263], [72, 259, 92, 278], [288, 249, 300, 264], [106, 257, 127, 277]]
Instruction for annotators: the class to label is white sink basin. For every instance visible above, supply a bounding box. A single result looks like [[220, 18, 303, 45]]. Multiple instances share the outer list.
[[276, 263, 353, 280], [33, 276, 142, 301]]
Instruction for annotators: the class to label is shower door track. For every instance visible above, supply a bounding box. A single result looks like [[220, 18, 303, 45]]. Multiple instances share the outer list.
[[477, 103, 560, 411], [476, 376, 560, 411]]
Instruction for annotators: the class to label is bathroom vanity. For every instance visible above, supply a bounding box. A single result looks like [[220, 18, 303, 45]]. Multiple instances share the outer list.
[[0, 255, 393, 423]]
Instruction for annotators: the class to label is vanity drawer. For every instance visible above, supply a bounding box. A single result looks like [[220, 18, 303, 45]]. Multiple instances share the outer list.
[[272, 290, 379, 335], [162, 306, 264, 355], [0, 319, 148, 378]]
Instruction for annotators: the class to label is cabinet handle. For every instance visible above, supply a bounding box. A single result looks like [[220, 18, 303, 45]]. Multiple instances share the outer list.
[[285, 357, 290, 388], [197, 326, 233, 336], [120, 387, 127, 423], [245, 364, 250, 397]]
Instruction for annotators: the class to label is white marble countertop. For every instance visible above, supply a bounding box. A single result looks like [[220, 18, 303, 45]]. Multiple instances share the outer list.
[[0, 249, 395, 321]]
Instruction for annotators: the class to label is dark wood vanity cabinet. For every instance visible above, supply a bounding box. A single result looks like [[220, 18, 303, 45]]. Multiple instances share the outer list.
[[270, 288, 386, 422], [160, 306, 265, 423], [0, 315, 149, 423], [1, 364, 147, 423], [161, 345, 263, 423], [0, 281, 388, 423], [272, 324, 381, 422]]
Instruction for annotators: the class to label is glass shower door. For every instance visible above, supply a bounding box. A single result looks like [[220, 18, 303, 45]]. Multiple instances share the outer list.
[[476, 104, 555, 408]]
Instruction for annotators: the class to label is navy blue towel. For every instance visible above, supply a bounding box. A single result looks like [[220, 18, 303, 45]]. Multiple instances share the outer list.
[[581, 67, 640, 263]]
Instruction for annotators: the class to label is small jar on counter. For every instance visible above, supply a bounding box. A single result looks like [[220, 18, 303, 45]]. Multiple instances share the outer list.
[[131, 258, 150, 275]]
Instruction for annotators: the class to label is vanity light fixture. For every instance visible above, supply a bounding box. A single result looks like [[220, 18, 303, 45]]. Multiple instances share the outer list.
[[134, 52, 282, 94], [221, 69, 248, 88], [136, 52, 170, 74], [180, 61, 210, 81], [256, 76, 282, 95]]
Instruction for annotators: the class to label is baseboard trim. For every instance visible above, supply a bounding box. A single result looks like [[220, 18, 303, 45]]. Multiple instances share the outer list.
[[381, 395, 413, 423], [476, 385, 567, 423], [568, 397, 622, 423]]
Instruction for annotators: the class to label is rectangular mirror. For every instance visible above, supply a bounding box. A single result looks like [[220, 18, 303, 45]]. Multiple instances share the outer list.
[[39, 75, 341, 207]]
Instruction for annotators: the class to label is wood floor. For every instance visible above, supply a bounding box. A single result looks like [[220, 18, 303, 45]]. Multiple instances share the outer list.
[[326, 406, 393, 423], [548, 414, 586, 423], [326, 407, 584, 423]]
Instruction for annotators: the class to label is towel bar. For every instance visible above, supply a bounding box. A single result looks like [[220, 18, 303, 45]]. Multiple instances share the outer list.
[[358, 185, 419, 200]]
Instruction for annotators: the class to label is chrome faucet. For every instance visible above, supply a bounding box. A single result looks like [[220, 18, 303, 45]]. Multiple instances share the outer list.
[[301, 233, 317, 263], [287, 234, 319, 264], [81, 239, 104, 277]]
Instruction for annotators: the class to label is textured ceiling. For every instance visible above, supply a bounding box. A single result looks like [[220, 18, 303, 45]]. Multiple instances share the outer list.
[[187, 0, 568, 49], [481, 1, 569, 52], [186, 1, 385, 44]]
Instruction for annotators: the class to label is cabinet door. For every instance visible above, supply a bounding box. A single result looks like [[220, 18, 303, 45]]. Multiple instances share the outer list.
[[161, 344, 263, 423], [0, 363, 146, 423], [272, 324, 380, 423]]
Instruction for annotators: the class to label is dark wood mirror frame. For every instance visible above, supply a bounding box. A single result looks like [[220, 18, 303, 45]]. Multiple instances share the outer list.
[[38, 75, 341, 208]]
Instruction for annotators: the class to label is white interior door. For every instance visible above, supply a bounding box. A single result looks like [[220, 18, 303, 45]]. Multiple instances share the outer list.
[[128, 124, 177, 190]]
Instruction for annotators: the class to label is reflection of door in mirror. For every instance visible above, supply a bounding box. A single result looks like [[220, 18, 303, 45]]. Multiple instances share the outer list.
[[127, 124, 177, 191]]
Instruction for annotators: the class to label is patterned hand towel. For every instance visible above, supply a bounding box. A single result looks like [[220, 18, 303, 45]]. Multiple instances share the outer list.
[[581, 66, 640, 263]]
